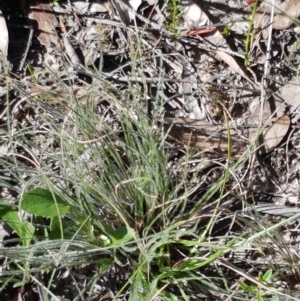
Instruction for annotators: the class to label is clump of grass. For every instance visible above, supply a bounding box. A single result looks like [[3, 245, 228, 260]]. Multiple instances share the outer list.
[[0, 61, 296, 301], [0, 69, 235, 299]]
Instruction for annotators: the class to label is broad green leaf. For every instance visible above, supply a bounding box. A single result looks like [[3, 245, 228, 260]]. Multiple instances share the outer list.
[[21, 188, 70, 218], [110, 226, 134, 245], [0, 205, 35, 247]]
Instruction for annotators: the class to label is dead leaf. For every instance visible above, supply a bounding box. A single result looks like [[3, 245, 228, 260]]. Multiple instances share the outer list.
[[248, 96, 286, 125], [0, 9, 9, 70], [183, 3, 257, 86], [53, 1, 108, 14], [248, 77, 300, 124], [183, 2, 208, 27], [111, 0, 131, 25], [28, 3, 59, 48], [253, 0, 300, 37], [269, 0, 300, 29], [216, 50, 257, 86], [111, 0, 142, 25], [277, 78, 300, 114], [63, 35, 81, 67], [260, 113, 290, 153], [163, 117, 249, 158], [164, 111, 290, 157], [245, 97, 289, 153]]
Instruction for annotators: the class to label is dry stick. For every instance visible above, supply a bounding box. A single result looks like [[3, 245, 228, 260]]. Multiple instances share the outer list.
[[106, 74, 259, 92], [18, 26, 34, 71], [248, 0, 276, 187], [259, 0, 275, 147], [260, 0, 275, 118], [63, 34, 81, 68]]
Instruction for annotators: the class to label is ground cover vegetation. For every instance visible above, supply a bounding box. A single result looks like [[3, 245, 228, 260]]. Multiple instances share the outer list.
[[0, 0, 300, 300]]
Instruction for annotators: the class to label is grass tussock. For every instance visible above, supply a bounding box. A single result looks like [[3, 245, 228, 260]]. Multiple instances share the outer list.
[[0, 39, 299, 301]]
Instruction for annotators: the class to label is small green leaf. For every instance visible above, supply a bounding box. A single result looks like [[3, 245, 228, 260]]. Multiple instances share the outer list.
[[110, 226, 134, 245], [238, 281, 256, 293], [247, 286, 257, 293], [262, 269, 273, 282], [21, 188, 70, 218], [238, 281, 248, 291], [0, 205, 35, 247]]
